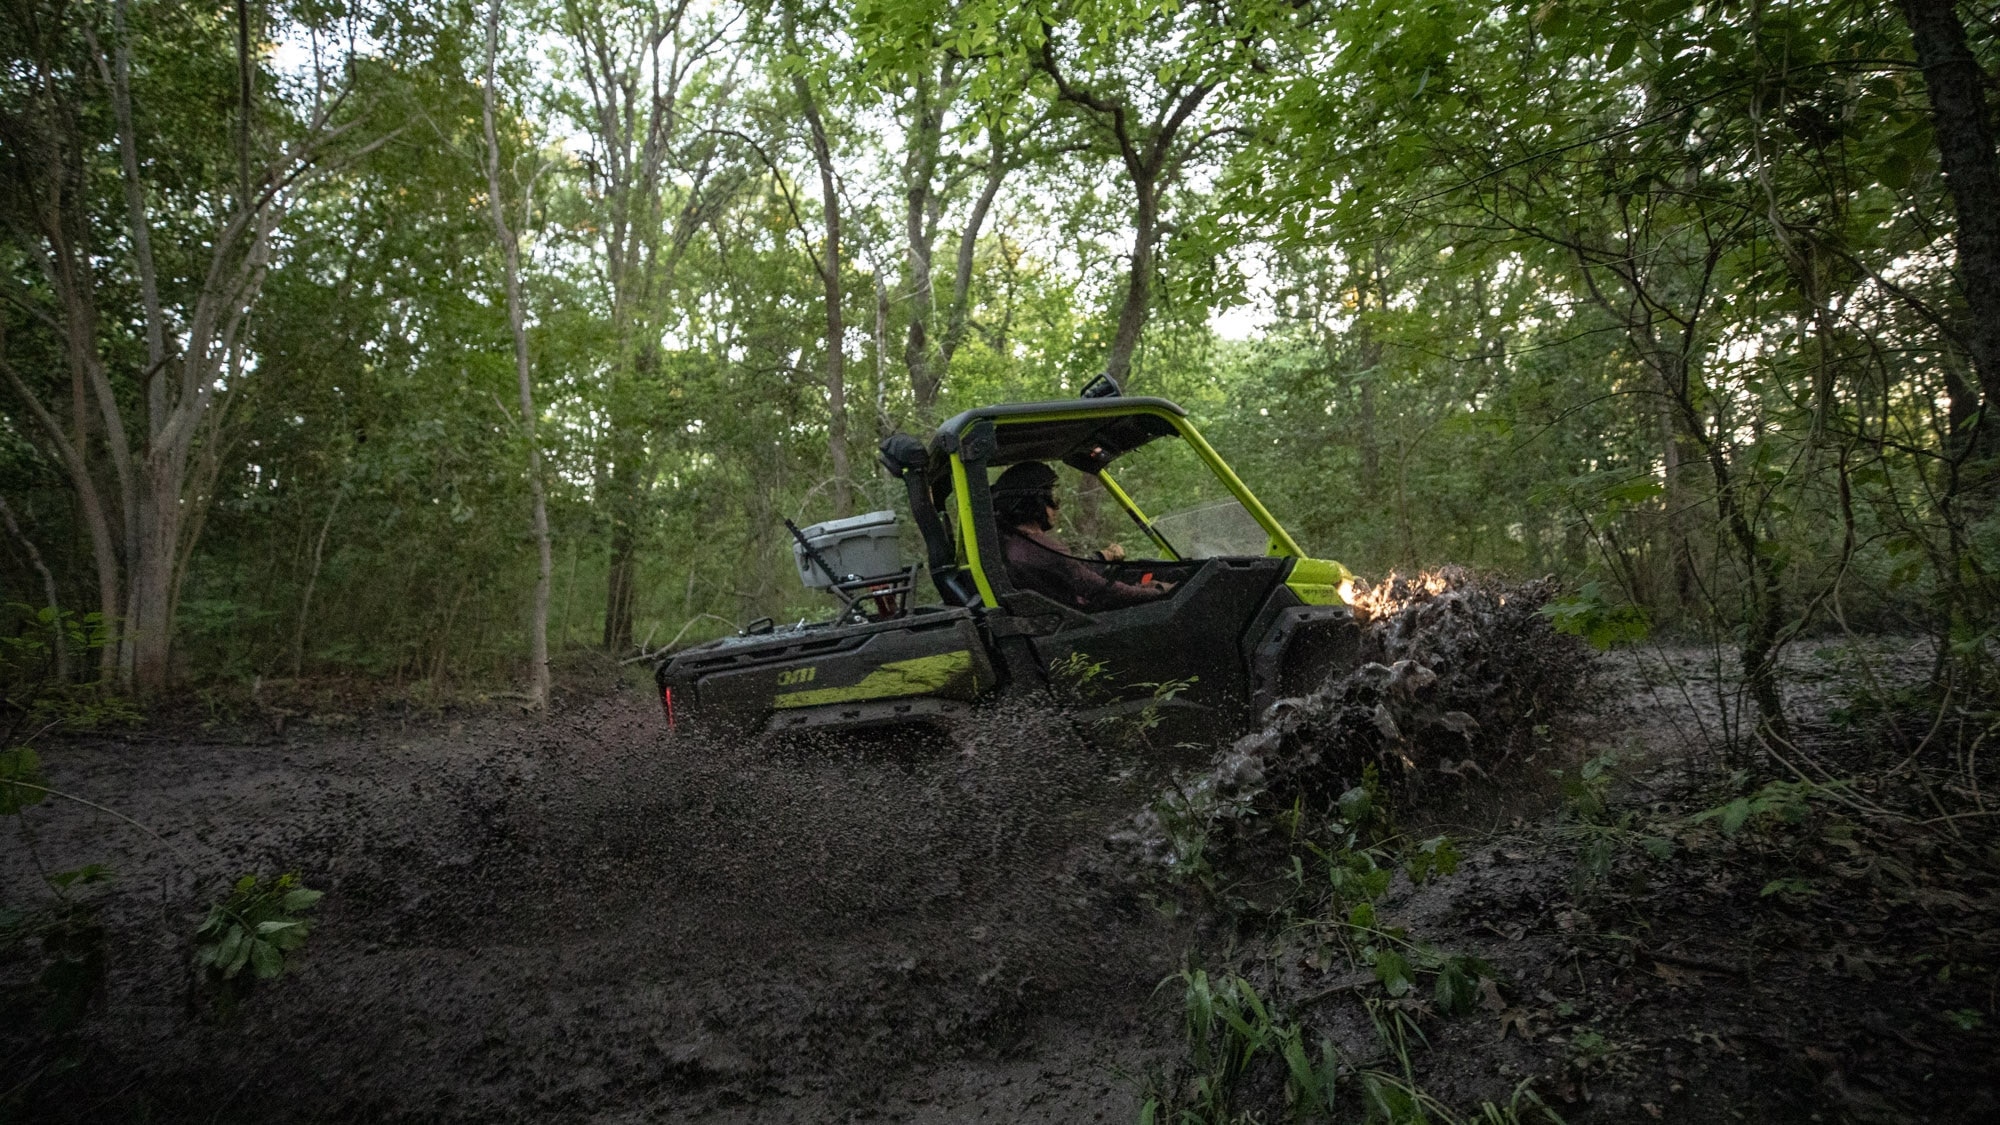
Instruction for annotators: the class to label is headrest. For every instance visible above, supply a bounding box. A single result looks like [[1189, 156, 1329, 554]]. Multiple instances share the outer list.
[[877, 433, 928, 479]]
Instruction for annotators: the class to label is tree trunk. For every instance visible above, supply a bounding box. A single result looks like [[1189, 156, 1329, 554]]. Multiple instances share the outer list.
[[901, 70, 945, 413], [1, 349, 121, 682], [602, 466, 638, 651], [485, 0, 552, 708], [0, 496, 68, 680], [1658, 398, 1702, 616], [127, 459, 182, 692], [291, 485, 342, 676], [1897, 0, 2000, 417], [796, 72, 852, 516], [934, 133, 1008, 409], [1353, 265, 1383, 496], [1103, 178, 1157, 386], [1656, 345, 1786, 737]]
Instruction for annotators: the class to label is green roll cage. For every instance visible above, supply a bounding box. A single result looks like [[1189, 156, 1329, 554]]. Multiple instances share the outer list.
[[927, 397, 1353, 609]]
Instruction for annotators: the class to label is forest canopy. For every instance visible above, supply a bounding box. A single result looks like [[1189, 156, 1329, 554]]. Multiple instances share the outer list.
[[2, 0, 1994, 721]]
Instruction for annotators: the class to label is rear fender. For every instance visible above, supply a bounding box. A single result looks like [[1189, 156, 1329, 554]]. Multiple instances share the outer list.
[[667, 610, 997, 734]]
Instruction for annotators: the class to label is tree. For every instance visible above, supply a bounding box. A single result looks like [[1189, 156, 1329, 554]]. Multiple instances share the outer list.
[[554, 0, 740, 651], [1021, 0, 1270, 386], [1895, 0, 2000, 428], [482, 0, 554, 707], [0, 0, 381, 691]]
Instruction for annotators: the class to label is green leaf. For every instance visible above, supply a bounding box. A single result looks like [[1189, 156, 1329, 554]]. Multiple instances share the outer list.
[[1605, 29, 1639, 70], [50, 864, 114, 889], [1372, 950, 1414, 997], [215, 927, 248, 977], [1435, 959, 1476, 1014], [249, 938, 285, 980], [280, 879, 323, 912], [0, 747, 47, 814], [1761, 877, 1816, 898], [1337, 784, 1373, 825], [1720, 797, 1752, 835]]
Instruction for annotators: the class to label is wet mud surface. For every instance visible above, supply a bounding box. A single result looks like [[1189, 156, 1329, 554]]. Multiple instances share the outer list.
[[3, 692, 1190, 1122], [6, 634, 1998, 1123]]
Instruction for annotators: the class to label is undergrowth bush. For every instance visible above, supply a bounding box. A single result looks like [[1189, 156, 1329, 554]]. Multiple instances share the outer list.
[[1118, 570, 1600, 1124]]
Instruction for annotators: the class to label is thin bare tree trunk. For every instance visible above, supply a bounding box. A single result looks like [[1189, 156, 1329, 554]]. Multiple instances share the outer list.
[[1354, 263, 1383, 496], [484, 0, 552, 709], [936, 138, 1007, 377], [1, 346, 120, 681], [291, 485, 343, 676], [559, 0, 716, 650], [901, 69, 944, 412], [1103, 178, 1157, 385], [873, 255, 891, 433], [0, 495, 68, 680], [1034, 38, 1211, 389], [794, 68, 852, 515]]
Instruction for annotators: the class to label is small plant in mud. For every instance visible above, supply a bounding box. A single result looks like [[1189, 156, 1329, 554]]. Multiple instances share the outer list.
[[1140, 968, 1339, 1124], [1323, 900, 1497, 1017], [1550, 750, 1688, 888], [1050, 651, 1199, 750], [0, 862, 113, 1033], [1050, 651, 1114, 703], [4, 730, 116, 1040], [1140, 969, 1562, 1125], [1688, 776, 1825, 838], [192, 872, 323, 1012]]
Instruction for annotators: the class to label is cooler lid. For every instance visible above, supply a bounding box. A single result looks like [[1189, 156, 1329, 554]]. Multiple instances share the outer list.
[[798, 509, 897, 540]]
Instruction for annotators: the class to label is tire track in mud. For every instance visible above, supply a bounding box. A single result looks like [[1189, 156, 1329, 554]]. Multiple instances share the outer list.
[[2, 690, 1192, 1122]]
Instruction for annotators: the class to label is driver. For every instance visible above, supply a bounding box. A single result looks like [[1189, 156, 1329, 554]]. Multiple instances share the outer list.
[[991, 462, 1171, 612]]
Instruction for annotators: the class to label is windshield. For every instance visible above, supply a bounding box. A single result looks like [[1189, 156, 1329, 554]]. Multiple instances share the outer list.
[[1087, 434, 1274, 560], [1147, 499, 1270, 559]]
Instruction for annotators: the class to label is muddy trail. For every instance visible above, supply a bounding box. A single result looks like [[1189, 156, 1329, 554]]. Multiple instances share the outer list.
[[6, 590, 1999, 1124], [2, 692, 1193, 1122]]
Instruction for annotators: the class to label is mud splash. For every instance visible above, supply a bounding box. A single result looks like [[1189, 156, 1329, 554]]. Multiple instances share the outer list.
[[2, 694, 1192, 1122]]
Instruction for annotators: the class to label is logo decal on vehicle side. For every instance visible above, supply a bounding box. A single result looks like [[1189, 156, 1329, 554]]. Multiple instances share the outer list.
[[777, 666, 818, 686], [773, 651, 975, 708]]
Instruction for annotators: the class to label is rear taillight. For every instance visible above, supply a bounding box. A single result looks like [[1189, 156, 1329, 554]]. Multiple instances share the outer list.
[[660, 684, 676, 730]]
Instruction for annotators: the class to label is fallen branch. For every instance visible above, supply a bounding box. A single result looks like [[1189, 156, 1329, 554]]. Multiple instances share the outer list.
[[621, 613, 737, 664]]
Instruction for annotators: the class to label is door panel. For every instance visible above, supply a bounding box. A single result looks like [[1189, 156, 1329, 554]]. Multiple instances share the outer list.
[[1019, 557, 1288, 738]]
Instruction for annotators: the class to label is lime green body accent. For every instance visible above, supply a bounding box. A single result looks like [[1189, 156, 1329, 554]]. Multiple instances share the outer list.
[[948, 454, 1000, 607], [1096, 470, 1180, 560], [1285, 556, 1355, 606], [774, 650, 979, 708], [964, 404, 1309, 558]]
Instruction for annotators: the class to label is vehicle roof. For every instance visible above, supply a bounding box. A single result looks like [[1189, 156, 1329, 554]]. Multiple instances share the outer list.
[[930, 396, 1190, 469]]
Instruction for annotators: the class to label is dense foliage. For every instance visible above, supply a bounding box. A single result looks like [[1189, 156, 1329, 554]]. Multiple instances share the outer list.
[[1, 0, 1994, 726]]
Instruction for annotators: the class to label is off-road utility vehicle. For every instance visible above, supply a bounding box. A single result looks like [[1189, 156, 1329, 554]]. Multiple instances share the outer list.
[[655, 383, 1360, 742]]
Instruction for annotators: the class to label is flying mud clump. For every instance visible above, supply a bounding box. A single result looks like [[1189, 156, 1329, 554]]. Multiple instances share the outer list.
[[1112, 568, 1599, 872]]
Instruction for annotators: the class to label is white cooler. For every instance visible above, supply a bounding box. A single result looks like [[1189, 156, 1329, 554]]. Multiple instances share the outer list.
[[792, 510, 902, 587]]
